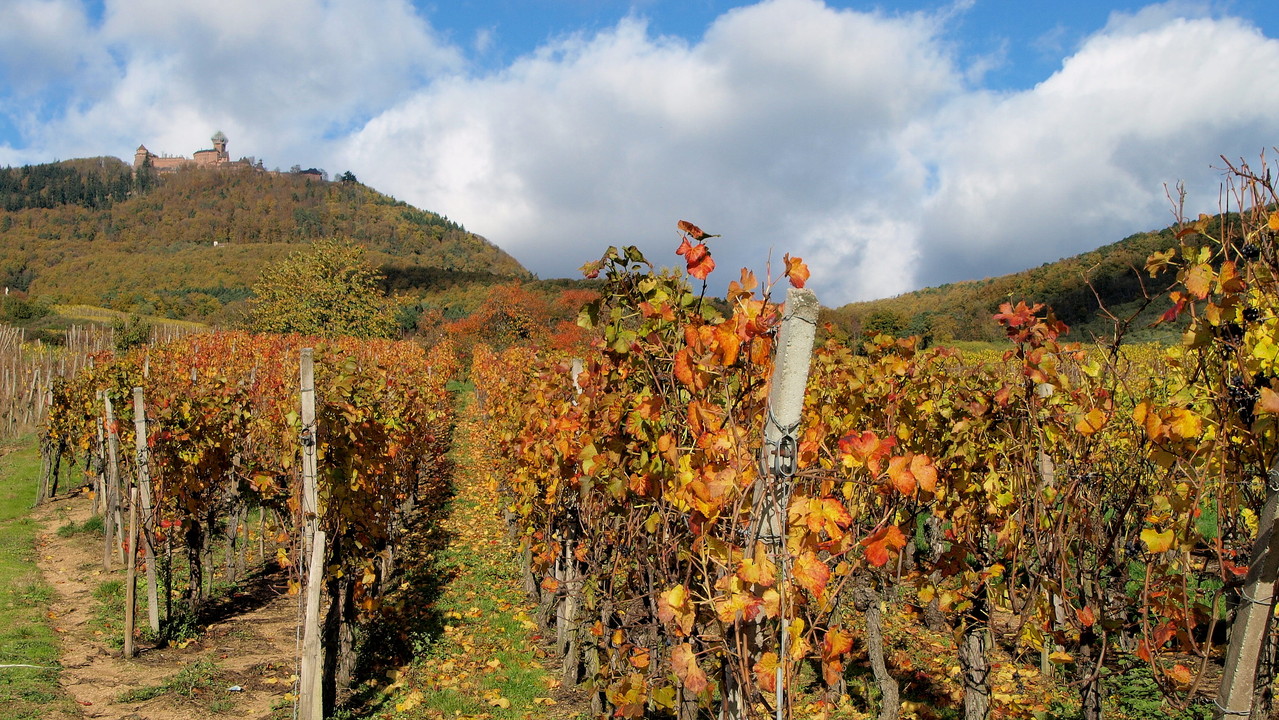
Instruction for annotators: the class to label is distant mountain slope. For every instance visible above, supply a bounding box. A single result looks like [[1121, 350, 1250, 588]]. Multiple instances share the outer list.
[[824, 226, 1184, 344], [0, 159, 529, 320]]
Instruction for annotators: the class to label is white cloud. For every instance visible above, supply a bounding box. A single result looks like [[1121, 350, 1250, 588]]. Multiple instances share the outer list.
[[339, 0, 1279, 304], [913, 11, 1279, 289], [337, 0, 960, 300], [1, 0, 460, 167]]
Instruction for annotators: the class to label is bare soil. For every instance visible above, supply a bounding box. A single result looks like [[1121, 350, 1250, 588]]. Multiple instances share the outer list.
[[33, 491, 300, 720]]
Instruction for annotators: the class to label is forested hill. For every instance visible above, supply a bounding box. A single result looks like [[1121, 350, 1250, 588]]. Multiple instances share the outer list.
[[0, 158, 530, 319], [824, 225, 1185, 345]]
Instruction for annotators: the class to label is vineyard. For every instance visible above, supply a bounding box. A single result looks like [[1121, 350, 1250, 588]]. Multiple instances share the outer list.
[[14, 156, 1279, 720]]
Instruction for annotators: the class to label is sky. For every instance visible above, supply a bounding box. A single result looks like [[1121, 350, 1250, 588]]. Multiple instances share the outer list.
[[1, 0, 1277, 305]]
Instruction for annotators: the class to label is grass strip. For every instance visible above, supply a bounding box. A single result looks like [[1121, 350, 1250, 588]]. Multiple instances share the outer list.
[[0, 436, 77, 719]]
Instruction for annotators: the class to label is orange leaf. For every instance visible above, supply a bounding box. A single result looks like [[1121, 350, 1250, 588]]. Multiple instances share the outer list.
[[673, 348, 697, 390], [677, 219, 709, 240], [861, 524, 907, 568], [794, 496, 853, 539], [1259, 387, 1279, 415], [1075, 408, 1107, 437], [657, 584, 695, 636], [1136, 639, 1152, 662], [1183, 263, 1213, 299], [910, 454, 938, 493], [671, 643, 708, 694], [727, 268, 758, 303], [887, 456, 915, 495], [820, 629, 852, 688], [1076, 606, 1095, 628], [753, 652, 779, 693], [714, 321, 741, 366], [792, 551, 831, 598], [782, 253, 810, 289], [822, 627, 854, 660]]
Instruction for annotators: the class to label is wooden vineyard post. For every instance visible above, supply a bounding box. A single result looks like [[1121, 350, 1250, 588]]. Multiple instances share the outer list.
[[132, 387, 161, 633], [559, 357, 585, 686], [1216, 466, 1279, 719], [125, 487, 138, 658], [300, 529, 326, 720], [104, 393, 126, 563], [730, 287, 819, 720], [297, 348, 324, 720]]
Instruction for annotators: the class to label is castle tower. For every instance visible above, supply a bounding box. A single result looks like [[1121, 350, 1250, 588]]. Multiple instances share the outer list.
[[133, 144, 152, 170], [212, 131, 228, 162]]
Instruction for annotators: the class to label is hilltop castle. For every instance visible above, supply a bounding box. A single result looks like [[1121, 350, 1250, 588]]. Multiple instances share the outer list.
[[133, 131, 256, 174]]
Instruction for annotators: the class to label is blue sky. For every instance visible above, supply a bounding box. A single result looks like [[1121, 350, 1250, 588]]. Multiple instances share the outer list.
[[1, 0, 1277, 304]]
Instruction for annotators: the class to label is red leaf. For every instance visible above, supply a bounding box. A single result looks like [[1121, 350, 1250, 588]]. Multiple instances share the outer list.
[[1159, 298, 1187, 324], [993, 300, 1042, 329], [676, 237, 716, 280], [837, 431, 896, 473], [861, 524, 907, 568]]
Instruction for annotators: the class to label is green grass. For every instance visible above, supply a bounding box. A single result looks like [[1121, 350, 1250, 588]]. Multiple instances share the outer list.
[[117, 657, 236, 713], [0, 436, 76, 719], [56, 513, 102, 537]]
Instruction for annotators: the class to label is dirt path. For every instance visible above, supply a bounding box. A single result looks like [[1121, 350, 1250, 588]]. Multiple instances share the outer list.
[[33, 491, 300, 720]]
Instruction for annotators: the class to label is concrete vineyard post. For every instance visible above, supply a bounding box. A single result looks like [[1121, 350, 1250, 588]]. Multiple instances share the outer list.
[[729, 287, 818, 720], [1216, 468, 1279, 719], [300, 348, 318, 558]]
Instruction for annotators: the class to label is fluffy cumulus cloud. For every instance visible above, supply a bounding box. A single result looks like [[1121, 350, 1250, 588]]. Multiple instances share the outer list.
[[2, 0, 1278, 304], [0, 0, 459, 165], [338, 0, 960, 300], [913, 8, 1279, 289], [339, 0, 1279, 303]]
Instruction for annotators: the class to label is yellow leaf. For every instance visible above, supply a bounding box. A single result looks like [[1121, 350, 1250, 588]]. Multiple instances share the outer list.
[[1142, 528, 1175, 554], [1075, 409, 1107, 436], [1048, 651, 1074, 665], [1167, 409, 1202, 440]]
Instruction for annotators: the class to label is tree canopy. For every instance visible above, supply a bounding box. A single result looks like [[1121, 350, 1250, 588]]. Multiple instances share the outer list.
[[247, 239, 398, 339]]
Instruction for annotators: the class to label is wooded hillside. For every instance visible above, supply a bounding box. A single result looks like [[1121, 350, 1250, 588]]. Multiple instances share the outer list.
[[824, 226, 1186, 344], [0, 159, 529, 320]]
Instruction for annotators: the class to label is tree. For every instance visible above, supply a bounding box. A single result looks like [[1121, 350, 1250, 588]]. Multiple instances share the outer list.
[[862, 310, 907, 338], [247, 239, 398, 338]]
